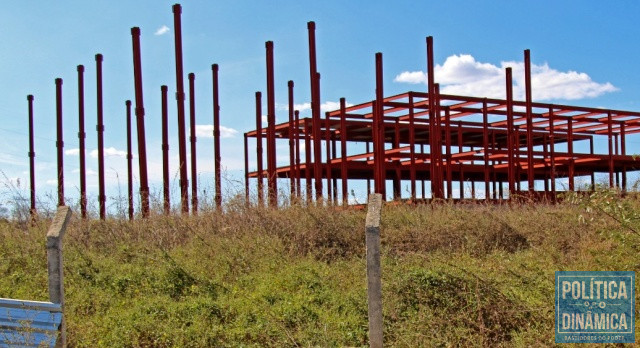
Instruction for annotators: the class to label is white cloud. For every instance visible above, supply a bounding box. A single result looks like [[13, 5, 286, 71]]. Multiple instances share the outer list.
[[65, 148, 80, 156], [90, 147, 127, 158], [154, 25, 170, 36], [393, 54, 618, 100], [195, 125, 239, 138], [71, 168, 97, 176], [292, 101, 353, 113]]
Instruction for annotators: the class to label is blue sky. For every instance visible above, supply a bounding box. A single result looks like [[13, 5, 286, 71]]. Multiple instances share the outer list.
[[1, 1, 639, 213]]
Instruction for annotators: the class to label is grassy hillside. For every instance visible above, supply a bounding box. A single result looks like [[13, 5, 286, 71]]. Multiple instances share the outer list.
[[1, 190, 638, 347]]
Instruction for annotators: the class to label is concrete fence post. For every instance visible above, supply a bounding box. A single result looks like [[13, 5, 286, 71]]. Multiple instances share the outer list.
[[365, 193, 383, 348], [46, 205, 72, 347]]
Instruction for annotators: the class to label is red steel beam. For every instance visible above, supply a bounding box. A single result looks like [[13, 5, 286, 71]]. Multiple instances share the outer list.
[[308, 22, 322, 202], [482, 99, 490, 198], [172, 3, 189, 215], [27, 94, 36, 217], [212, 64, 222, 210], [126, 100, 134, 220], [130, 27, 150, 218], [427, 36, 436, 198], [304, 118, 312, 203], [188, 72, 198, 214], [265, 41, 277, 207], [325, 111, 333, 203], [76, 65, 87, 218], [161, 86, 170, 215], [294, 110, 302, 199], [506, 68, 515, 196], [95, 54, 106, 220], [374, 52, 386, 198], [408, 92, 416, 200]]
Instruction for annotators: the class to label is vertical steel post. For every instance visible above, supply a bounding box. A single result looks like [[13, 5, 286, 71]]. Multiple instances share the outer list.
[[265, 41, 277, 207], [426, 36, 436, 198], [393, 119, 401, 200], [188, 72, 198, 214], [244, 133, 249, 205], [621, 123, 627, 192], [524, 50, 534, 193], [304, 119, 312, 203], [130, 27, 150, 218], [95, 54, 106, 220], [607, 111, 614, 188], [374, 53, 386, 198], [434, 84, 443, 199], [482, 99, 489, 199], [445, 108, 452, 199], [589, 138, 595, 191], [325, 111, 333, 203], [458, 122, 463, 199], [212, 64, 222, 210], [308, 22, 322, 202], [126, 100, 134, 220], [76, 65, 87, 219], [408, 93, 416, 201], [27, 95, 36, 217], [568, 120, 574, 191], [549, 107, 556, 197], [55, 78, 64, 207], [172, 3, 189, 215], [255, 92, 264, 207], [366, 141, 372, 195], [615, 134, 620, 188], [295, 110, 302, 199], [161, 86, 170, 215], [340, 98, 348, 205], [287, 80, 296, 199], [506, 68, 515, 196]]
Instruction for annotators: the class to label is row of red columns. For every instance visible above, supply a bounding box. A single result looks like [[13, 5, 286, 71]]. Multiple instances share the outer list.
[[28, 3, 224, 219]]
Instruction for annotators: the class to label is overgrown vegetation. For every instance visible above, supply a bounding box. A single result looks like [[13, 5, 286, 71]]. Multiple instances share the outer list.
[[0, 189, 639, 347]]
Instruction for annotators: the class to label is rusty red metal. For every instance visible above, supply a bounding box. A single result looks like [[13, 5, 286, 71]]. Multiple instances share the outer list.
[[126, 100, 134, 220], [76, 65, 87, 218], [288, 80, 295, 199], [188, 72, 198, 214], [130, 27, 150, 218], [27, 94, 36, 217], [96, 54, 106, 219], [212, 64, 222, 210], [55, 78, 64, 207], [265, 41, 277, 207], [308, 22, 323, 201], [255, 91, 264, 207], [173, 3, 189, 215], [161, 86, 170, 215]]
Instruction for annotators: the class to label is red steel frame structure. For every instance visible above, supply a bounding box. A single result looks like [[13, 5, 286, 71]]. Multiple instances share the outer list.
[[245, 36, 640, 205]]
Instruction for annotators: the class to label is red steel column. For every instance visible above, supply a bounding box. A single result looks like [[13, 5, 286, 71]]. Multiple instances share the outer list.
[[288, 80, 296, 199], [458, 123, 464, 199], [161, 86, 170, 215], [255, 91, 264, 207], [590, 138, 595, 191], [426, 36, 436, 198], [244, 133, 249, 204], [265, 41, 277, 207], [524, 50, 534, 193], [27, 95, 36, 217], [482, 99, 490, 200], [325, 111, 332, 203], [188, 72, 198, 214], [374, 53, 386, 198], [367, 141, 372, 195], [96, 54, 106, 220], [506, 68, 515, 196], [173, 3, 189, 214], [434, 84, 443, 198], [126, 100, 134, 220], [548, 107, 556, 197], [130, 27, 150, 218], [445, 108, 452, 199], [340, 98, 348, 205], [212, 64, 222, 210], [393, 119, 401, 199], [76, 65, 87, 219], [308, 22, 322, 202], [568, 120, 574, 191], [408, 93, 416, 200], [55, 78, 64, 207], [294, 110, 302, 199], [607, 111, 614, 188], [304, 119, 312, 203], [621, 123, 627, 192]]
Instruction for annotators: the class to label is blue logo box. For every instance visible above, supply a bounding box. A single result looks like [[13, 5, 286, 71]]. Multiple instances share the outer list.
[[555, 271, 635, 343]]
